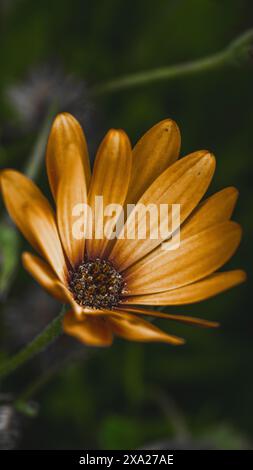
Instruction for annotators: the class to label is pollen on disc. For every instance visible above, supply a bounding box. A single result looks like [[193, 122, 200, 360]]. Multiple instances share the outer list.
[[68, 258, 127, 310]]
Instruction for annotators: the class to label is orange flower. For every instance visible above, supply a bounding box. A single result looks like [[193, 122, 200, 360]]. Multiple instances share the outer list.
[[0, 113, 246, 347]]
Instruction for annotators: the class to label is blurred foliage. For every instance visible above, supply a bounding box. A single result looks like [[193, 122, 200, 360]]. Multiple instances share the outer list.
[[0, 222, 20, 298], [0, 0, 253, 450]]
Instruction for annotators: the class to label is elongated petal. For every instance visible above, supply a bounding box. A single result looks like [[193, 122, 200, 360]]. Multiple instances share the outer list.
[[127, 119, 181, 204], [110, 151, 215, 271], [107, 312, 185, 345], [78, 307, 218, 328], [86, 129, 132, 259], [117, 306, 219, 328], [0, 170, 66, 281], [22, 252, 68, 302], [57, 143, 87, 267], [181, 187, 238, 240], [63, 310, 113, 346], [21, 251, 84, 316], [124, 270, 246, 305], [46, 113, 91, 199], [125, 221, 242, 294]]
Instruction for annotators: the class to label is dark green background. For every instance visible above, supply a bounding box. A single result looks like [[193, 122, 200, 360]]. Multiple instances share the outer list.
[[0, 0, 252, 449]]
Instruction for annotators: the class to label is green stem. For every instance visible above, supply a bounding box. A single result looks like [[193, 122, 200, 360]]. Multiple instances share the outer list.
[[0, 307, 65, 381], [93, 50, 226, 95], [14, 345, 93, 416], [24, 103, 57, 180], [14, 362, 62, 417], [149, 387, 190, 440], [93, 29, 253, 95]]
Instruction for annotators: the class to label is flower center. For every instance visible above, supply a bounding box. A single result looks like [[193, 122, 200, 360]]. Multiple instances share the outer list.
[[68, 258, 126, 310]]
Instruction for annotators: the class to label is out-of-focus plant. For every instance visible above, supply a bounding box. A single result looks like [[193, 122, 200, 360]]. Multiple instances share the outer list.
[[0, 27, 251, 453], [0, 222, 19, 299], [93, 29, 253, 95], [0, 108, 54, 299], [6, 65, 93, 133], [0, 397, 20, 450]]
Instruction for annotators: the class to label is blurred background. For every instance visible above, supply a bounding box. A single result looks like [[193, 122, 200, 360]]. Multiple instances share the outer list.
[[0, 0, 253, 450]]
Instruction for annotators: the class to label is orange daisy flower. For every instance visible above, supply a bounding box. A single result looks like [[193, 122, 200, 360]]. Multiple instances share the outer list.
[[0, 113, 246, 347]]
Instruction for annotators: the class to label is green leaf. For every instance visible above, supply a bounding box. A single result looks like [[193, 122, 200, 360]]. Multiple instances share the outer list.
[[0, 222, 20, 298]]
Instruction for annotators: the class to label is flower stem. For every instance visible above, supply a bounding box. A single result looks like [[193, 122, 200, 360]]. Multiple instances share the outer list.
[[24, 102, 57, 180], [93, 29, 253, 95], [93, 51, 226, 95], [14, 345, 93, 416], [0, 307, 65, 381]]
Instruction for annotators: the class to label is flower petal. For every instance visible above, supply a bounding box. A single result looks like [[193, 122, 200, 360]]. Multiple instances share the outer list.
[[22, 252, 68, 302], [125, 221, 242, 294], [117, 306, 219, 328], [127, 119, 181, 204], [57, 143, 87, 267], [110, 151, 215, 271], [107, 312, 185, 345], [46, 113, 91, 199], [181, 187, 238, 240], [22, 251, 83, 314], [73, 307, 218, 328], [0, 170, 66, 281], [86, 129, 132, 259], [124, 270, 246, 305], [63, 310, 113, 347]]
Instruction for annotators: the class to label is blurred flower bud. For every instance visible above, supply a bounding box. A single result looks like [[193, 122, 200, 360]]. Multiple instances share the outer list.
[[0, 403, 20, 449], [5, 64, 95, 132], [4, 64, 100, 164]]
